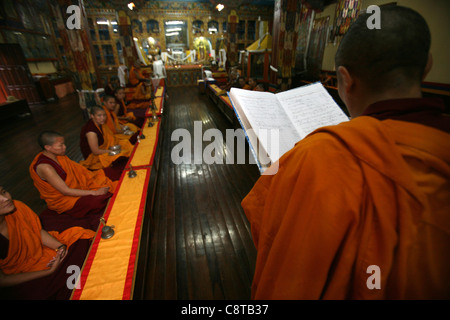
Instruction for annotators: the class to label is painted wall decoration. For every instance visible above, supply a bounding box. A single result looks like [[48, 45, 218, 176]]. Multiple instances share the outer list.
[[274, 0, 302, 80], [306, 16, 330, 79], [294, 5, 314, 73], [330, 0, 361, 42], [50, 0, 98, 90]]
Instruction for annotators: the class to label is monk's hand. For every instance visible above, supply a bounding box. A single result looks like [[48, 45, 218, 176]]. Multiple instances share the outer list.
[[46, 251, 63, 274], [92, 187, 110, 196], [56, 244, 67, 260]]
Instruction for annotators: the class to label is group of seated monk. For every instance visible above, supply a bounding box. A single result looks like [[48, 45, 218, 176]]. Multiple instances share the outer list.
[[219, 72, 267, 94], [1, 130, 119, 298], [0, 63, 156, 299], [239, 77, 267, 92]]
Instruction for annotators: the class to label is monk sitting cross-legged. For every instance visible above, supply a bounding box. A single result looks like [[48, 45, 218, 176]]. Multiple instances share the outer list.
[[102, 94, 140, 144], [114, 87, 146, 129], [127, 60, 153, 109], [30, 131, 118, 232], [80, 106, 132, 181], [0, 186, 95, 299]]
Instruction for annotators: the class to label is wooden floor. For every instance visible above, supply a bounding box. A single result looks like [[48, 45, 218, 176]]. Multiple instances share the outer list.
[[0, 86, 260, 300], [0, 94, 86, 213], [142, 87, 260, 300]]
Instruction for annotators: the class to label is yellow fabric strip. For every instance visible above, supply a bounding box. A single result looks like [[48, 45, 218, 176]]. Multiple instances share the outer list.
[[130, 118, 159, 168], [78, 168, 149, 300], [155, 86, 164, 97], [210, 84, 221, 94]]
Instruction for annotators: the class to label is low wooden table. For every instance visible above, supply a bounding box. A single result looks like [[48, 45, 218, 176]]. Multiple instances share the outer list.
[[0, 99, 31, 121]]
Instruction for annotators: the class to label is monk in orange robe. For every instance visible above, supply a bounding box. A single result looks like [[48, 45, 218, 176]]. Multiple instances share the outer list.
[[114, 87, 145, 129], [242, 6, 450, 300], [0, 186, 94, 299], [102, 95, 140, 146], [238, 77, 250, 90], [102, 95, 139, 134], [247, 78, 257, 91], [80, 106, 132, 181], [127, 60, 153, 109], [30, 131, 118, 231]]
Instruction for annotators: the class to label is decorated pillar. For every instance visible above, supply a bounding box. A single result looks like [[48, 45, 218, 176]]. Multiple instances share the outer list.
[[270, 0, 302, 86], [226, 9, 239, 67]]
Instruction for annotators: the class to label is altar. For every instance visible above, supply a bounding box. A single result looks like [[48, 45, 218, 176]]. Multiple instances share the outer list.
[[166, 64, 203, 87]]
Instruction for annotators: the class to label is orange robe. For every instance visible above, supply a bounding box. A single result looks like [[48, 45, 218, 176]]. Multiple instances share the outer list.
[[29, 153, 118, 214], [101, 105, 139, 137], [242, 116, 450, 299], [128, 66, 141, 87], [116, 98, 137, 123], [0, 200, 94, 275], [127, 66, 152, 109], [79, 121, 132, 171]]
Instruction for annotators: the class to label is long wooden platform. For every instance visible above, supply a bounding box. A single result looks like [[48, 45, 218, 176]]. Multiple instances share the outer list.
[[0, 82, 260, 300]]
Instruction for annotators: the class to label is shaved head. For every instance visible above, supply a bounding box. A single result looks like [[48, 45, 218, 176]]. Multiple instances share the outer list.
[[38, 131, 63, 150], [90, 105, 105, 115], [335, 6, 431, 92]]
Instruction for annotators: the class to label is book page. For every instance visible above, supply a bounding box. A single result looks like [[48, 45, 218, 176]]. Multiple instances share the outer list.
[[276, 82, 349, 139], [229, 88, 302, 165]]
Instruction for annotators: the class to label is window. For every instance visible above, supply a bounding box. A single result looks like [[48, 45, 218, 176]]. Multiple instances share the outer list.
[[102, 45, 115, 65], [96, 18, 110, 40]]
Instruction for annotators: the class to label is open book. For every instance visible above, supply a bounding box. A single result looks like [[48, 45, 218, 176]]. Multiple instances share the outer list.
[[228, 82, 349, 174]]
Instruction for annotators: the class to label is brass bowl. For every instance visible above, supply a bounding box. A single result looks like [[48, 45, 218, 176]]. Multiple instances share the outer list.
[[124, 130, 134, 136], [108, 150, 120, 156], [109, 145, 121, 151]]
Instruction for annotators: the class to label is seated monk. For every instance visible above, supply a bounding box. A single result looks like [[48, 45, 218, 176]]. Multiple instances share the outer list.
[[0, 186, 95, 299], [128, 60, 153, 109], [129, 60, 148, 87], [247, 78, 257, 90], [102, 95, 139, 145], [79, 106, 132, 181], [238, 77, 250, 90], [254, 83, 265, 91], [114, 87, 145, 129], [29, 131, 118, 232], [218, 69, 238, 95]]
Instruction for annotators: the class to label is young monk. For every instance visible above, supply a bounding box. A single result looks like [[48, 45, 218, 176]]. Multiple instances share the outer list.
[[29, 131, 117, 232], [238, 77, 250, 90], [114, 87, 145, 129], [79, 106, 132, 181], [102, 95, 139, 144], [128, 60, 153, 109], [247, 78, 257, 90], [242, 6, 450, 299], [0, 186, 94, 299], [253, 83, 265, 91]]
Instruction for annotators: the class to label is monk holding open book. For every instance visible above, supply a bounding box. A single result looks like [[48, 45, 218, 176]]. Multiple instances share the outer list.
[[241, 6, 450, 299]]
